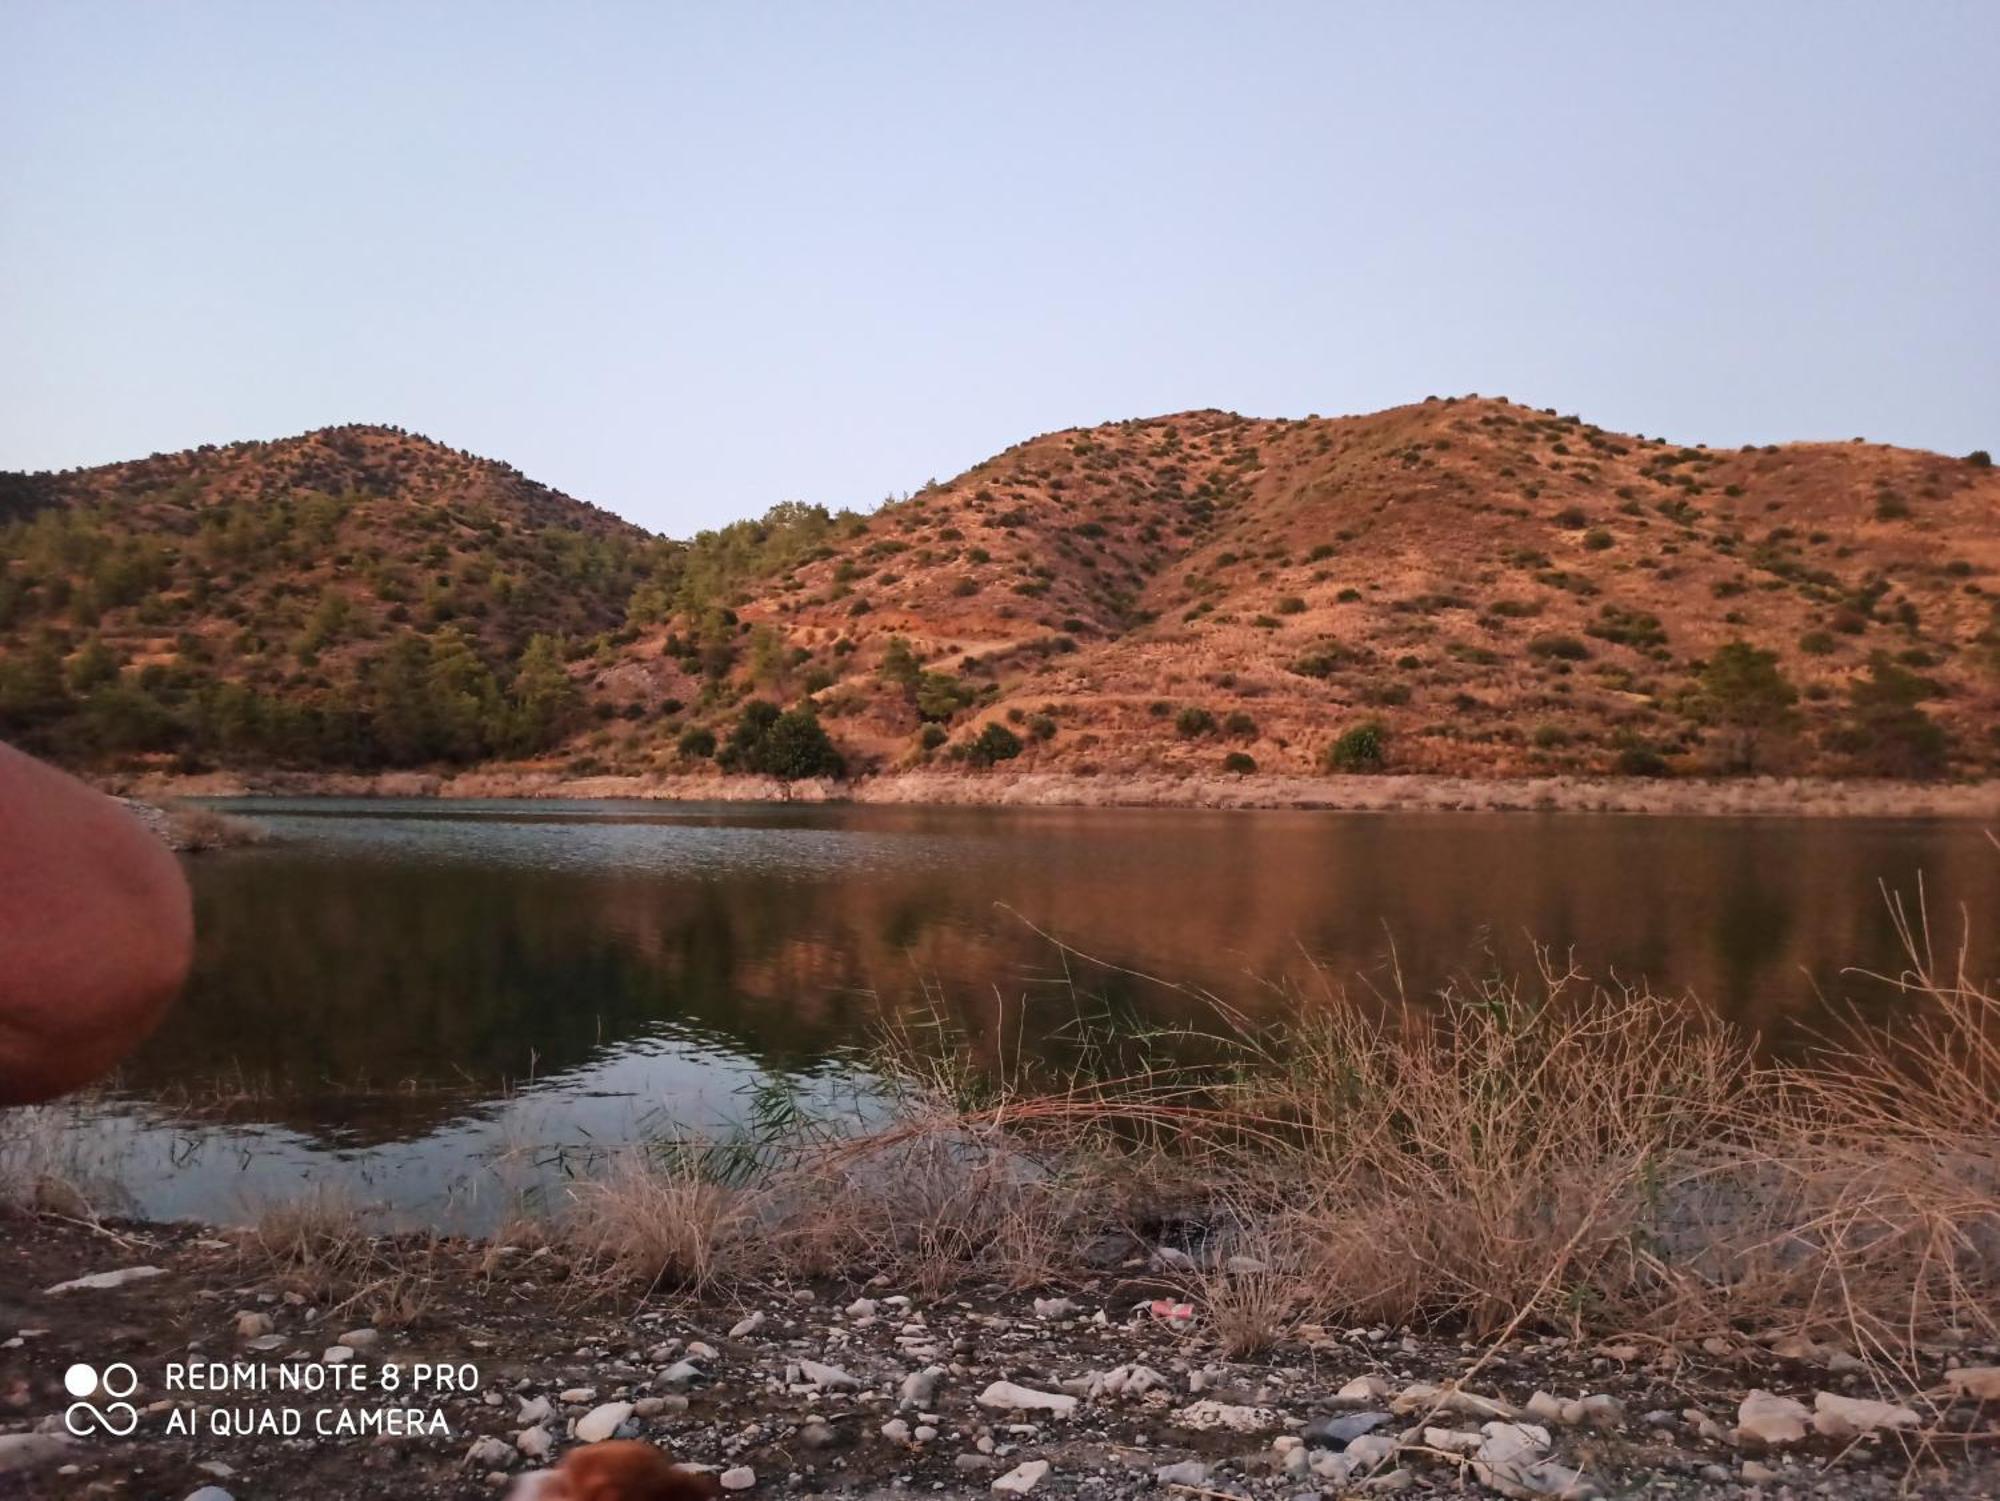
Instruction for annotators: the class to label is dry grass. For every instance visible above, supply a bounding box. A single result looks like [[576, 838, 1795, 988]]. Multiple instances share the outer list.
[[553, 877, 1998, 1369], [161, 800, 267, 850]]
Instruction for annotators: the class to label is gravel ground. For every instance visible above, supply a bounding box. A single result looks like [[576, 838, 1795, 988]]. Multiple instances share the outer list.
[[2, 1217, 1997, 1501]]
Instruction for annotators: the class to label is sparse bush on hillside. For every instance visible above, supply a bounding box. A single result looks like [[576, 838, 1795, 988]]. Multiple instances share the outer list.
[[1324, 720, 1387, 772], [1968, 449, 1992, 468], [718, 700, 843, 779], [964, 722, 1022, 768], [1527, 633, 1591, 661], [676, 725, 716, 760], [1175, 706, 1216, 738], [1222, 710, 1257, 738], [1693, 640, 1799, 773], [1824, 654, 1949, 778], [1222, 751, 1257, 774]]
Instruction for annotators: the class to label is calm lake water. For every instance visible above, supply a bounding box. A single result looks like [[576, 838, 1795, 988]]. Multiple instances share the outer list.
[[31, 799, 2000, 1229]]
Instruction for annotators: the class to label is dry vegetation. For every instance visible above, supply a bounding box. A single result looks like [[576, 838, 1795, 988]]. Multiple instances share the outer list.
[[545, 883, 1999, 1374], [8, 399, 1998, 782]]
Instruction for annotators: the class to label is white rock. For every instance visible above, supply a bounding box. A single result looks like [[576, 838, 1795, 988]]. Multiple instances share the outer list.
[[559, 1387, 597, 1405], [337, 1327, 380, 1350], [466, 1435, 517, 1468], [45, 1266, 167, 1294], [517, 1396, 553, 1426], [574, 1401, 634, 1443], [1154, 1459, 1210, 1485], [234, 1311, 273, 1339], [881, 1418, 912, 1444], [1811, 1391, 1918, 1440], [900, 1366, 943, 1407], [1525, 1392, 1567, 1424], [1032, 1298, 1078, 1319], [846, 1298, 879, 1318], [992, 1459, 1050, 1493], [720, 1467, 755, 1491], [1171, 1399, 1281, 1433], [977, 1381, 1077, 1415], [1736, 1391, 1810, 1446], [686, 1341, 718, 1361], [1338, 1374, 1392, 1402], [799, 1359, 859, 1391], [183, 1490, 235, 1501], [1947, 1367, 2000, 1400], [1425, 1427, 1484, 1455], [322, 1345, 355, 1365], [728, 1312, 766, 1338], [516, 1425, 554, 1459]]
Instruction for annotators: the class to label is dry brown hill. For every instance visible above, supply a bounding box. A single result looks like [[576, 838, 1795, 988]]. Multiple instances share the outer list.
[[4, 400, 1997, 780]]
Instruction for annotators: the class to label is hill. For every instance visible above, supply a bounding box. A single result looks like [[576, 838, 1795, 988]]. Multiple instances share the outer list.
[[3, 400, 1997, 783]]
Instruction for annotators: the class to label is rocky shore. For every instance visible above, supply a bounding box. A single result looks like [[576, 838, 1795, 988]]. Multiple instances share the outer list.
[[103, 769, 2000, 820], [2, 1217, 1995, 1501]]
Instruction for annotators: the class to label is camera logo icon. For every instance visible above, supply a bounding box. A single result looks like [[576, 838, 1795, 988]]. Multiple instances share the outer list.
[[63, 1362, 140, 1437]]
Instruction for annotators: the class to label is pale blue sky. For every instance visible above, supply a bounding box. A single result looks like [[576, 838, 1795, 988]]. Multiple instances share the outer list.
[[4, 2, 1994, 534]]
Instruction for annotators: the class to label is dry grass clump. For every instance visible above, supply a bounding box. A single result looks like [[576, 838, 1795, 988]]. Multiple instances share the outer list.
[[161, 800, 267, 850], [564, 1149, 767, 1298], [241, 1185, 379, 1301]]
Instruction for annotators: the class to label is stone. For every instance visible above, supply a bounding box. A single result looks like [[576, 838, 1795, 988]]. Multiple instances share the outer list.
[[660, 1360, 705, 1387], [728, 1312, 766, 1338], [517, 1426, 554, 1459], [977, 1381, 1077, 1415], [184, 1490, 235, 1501], [1425, 1427, 1484, 1455], [1946, 1367, 2000, 1401], [955, 1453, 995, 1474], [1740, 1460, 1780, 1483], [337, 1327, 380, 1350], [44, 1266, 167, 1294], [846, 1298, 879, 1318], [1570, 1394, 1624, 1429], [1525, 1392, 1567, 1425], [1085, 1364, 1168, 1400], [1736, 1391, 1810, 1446], [1032, 1298, 1078, 1319], [1154, 1460, 1210, 1486], [799, 1360, 859, 1392], [914, 1425, 937, 1442], [797, 1420, 839, 1450], [1337, 1374, 1392, 1402], [233, 1311, 273, 1339], [1811, 1392, 1918, 1440], [466, 1435, 517, 1468], [517, 1396, 553, 1425], [559, 1388, 597, 1405], [900, 1366, 943, 1408], [1171, 1399, 1281, 1432], [992, 1459, 1050, 1493], [575, 1402, 635, 1443], [1303, 1411, 1395, 1448], [880, 1418, 912, 1444], [322, 1345, 356, 1365], [686, 1341, 718, 1361], [720, 1467, 755, 1491], [1472, 1422, 1599, 1499]]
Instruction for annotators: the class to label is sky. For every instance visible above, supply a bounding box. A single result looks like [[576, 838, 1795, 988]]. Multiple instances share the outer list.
[[3, 2, 1995, 536]]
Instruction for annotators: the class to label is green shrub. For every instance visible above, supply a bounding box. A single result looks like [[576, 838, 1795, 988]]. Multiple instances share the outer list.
[[1274, 595, 1307, 615], [1615, 745, 1670, 777], [1799, 630, 1836, 656], [1968, 449, 1992, 468], [1222, 751, 1257, 774], [675, 725, 716, 760], [1222, 710, 1257, 738], [918, 723, 946, 750], [1175, 706, 1216, 738], [1324, 720, 1387, 772], [965, 722, 1023, 768]]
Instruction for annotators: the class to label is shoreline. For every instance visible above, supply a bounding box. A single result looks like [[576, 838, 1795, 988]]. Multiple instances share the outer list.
[[101, 767, 2000, 819]]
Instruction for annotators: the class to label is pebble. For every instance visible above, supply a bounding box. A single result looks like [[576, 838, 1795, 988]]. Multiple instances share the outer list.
[[1154, 1459, 1210, 1486], [729, 1312, 766, 1338], [799, 1359, 860, 1391], [1735, 1391, 1810, 1446], [720, 1466, 756, 1491], [1303, 1410, 1394, 1448], [517, 1426, 553, 1459], [466, 1435, 516, 1468], [233, 1312, 273, 1339], [575, 1401, 634, 1443], [183, 1490, 235, 1501], [321, 1345, 355, 1365], [977, 1381, 1077, 1414], [900, 1366, 943, 1408], [1811, 1391, 1918, 1439], [992, 1459, 1050, 1493], [336, 1327, 380, 1350]]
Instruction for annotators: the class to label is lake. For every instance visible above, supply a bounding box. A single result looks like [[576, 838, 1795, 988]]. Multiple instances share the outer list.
[[28, 799, 2000, 1230]]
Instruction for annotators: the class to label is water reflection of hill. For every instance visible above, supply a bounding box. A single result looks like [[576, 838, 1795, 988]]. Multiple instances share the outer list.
[[124, 807, 2000, 1146]]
